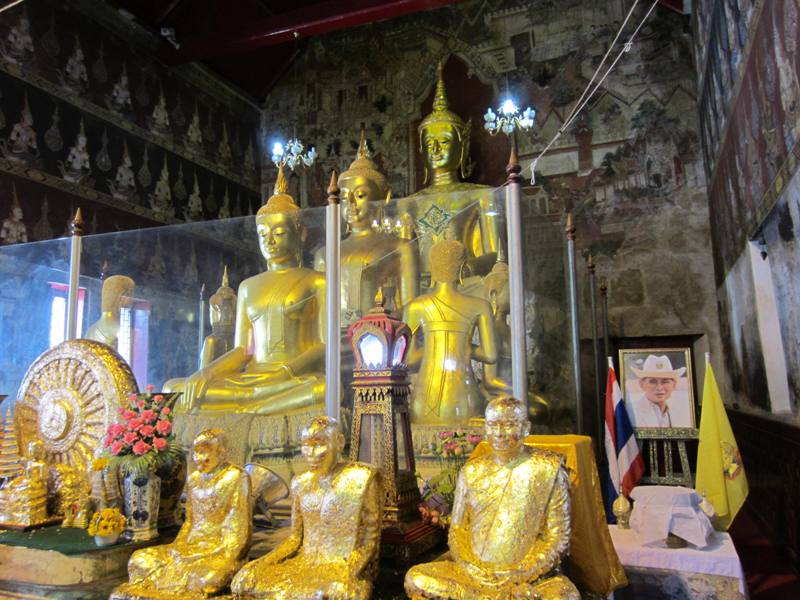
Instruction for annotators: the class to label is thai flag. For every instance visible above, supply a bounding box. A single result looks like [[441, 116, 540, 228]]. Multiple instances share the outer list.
[[604, 357, 644, 522]]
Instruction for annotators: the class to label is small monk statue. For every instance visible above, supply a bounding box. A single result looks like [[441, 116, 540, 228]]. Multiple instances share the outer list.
[[111, 428, 251, 600], [314, 129, 418, 324], [231, 416, 381, 600], [405, 61, 501, 282], [405, 396, 580, 599], [0, 440, 49, 527], [199, 266, 236, 369], [404, 239, 507, 424], [85, 275, 135, 348], [165, 166, 326, 415]]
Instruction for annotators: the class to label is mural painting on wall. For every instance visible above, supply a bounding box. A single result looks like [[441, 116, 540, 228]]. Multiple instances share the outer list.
[[262, 0, 715, 424], [0, 0, 262, 248]]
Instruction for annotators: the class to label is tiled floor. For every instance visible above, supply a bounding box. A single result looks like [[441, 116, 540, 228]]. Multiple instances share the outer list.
[[729, 505, 800, 599]]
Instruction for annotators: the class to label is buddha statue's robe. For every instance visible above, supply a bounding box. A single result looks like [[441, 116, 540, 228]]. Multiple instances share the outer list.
[[0, 458, 48, 526], [405, 448, 580, 599], [231, 462, 381, 600], [112, 463, 251, 599]]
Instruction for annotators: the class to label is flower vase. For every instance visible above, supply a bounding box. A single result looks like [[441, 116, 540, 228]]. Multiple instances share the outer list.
[[94, 533, 120, 547], [157, 452, 186, 529], [122, 472, 161, 541]]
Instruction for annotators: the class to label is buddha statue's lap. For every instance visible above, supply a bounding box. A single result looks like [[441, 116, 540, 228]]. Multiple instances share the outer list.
[[404, 396, 579, 600], [112, 429, 251, 600], [231, 416, 381, 600], [165, 167, 326, 417]]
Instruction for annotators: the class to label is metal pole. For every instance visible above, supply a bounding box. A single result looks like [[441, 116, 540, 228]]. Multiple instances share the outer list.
[[197, 283, 206, 369], [325, 171, 341, 421], [565, 212, 583, 434], [504, 146, 528, 403], [587, 254, 602, 444], [600, 281, 610, 372], [66, 209, 83, 340]]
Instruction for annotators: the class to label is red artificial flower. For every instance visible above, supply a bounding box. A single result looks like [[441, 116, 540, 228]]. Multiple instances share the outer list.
[[109, 423, 125, 437], [156, 420, 172, 436], [111, 440, 124, 455], [467, 434, 482, 445], [137, 399, 145, 410], [139, 425, 156, 438], [153, 394, 164, 404], [153, 437, 168, 452], [132, 440, 152, 456], [123, 432, 138, 445], [141, 409, 157, 424], [439, 431, 454, 440], [146, 384, 155, 392], [128, 418, 144, 431], [121, 409, 136, 421], [161, 407, 172, 417], [103, 434, 114, 448]]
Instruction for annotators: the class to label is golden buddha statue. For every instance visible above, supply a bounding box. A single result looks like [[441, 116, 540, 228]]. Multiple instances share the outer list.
[[404, 240, 507, 424], [405, 396, 580, 599], [199, 266, 236, 369], [48, 461, 91, 527], [111, 429, 251, 600], [231, 416, 381, 600], [0, 440, 49, 527], [165, 167, 326, 415], [406, 61, 501, 281], [85, 275, 135, 347], [314, 129, 418, 324]]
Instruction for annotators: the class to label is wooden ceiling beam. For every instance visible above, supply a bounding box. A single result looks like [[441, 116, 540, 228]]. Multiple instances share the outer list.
[[163, 0, 464, 63]]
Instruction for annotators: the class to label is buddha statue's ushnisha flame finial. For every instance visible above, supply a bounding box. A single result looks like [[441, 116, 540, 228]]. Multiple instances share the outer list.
[[338, 127, 388, 196], [257, 165, 301, 220], [419, 60, 467, 134]]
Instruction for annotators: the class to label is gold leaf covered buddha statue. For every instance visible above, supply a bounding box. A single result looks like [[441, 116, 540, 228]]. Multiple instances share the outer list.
[[199, 266, 236, 369], [405, 396, 580, 599], [231, 416, 381, 600], [165, 167, 326, 415], [84, 275, 135, 348], [404, 240, 508, 424], [314, 130, 419, 324], [406, 61, 501, 281], [111, 428, 251, 600], [0, 440, 49, 527]]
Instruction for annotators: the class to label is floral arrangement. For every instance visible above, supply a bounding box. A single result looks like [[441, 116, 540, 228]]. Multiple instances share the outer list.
[[104, 386, 181, 478], [419, 429, 482, 528], [87, 507, 127, 538]]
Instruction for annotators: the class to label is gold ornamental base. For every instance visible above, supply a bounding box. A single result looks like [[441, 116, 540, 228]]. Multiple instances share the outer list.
[[381, 519, 444, 564]]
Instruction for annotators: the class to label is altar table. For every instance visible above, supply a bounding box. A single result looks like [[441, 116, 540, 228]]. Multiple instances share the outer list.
[[609, 524, 748, 599]]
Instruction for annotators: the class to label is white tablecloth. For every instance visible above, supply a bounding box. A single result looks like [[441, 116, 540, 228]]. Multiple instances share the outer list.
[[609, 524, 747, 595]]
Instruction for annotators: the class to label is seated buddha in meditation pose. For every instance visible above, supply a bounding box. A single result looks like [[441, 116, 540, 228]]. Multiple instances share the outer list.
[[0, 440, 48, 527], [111, 429, 251, 600], [404, 239, 507, 424], [405, 396, 580, 600], [406, 60, 501, 281], [165, 166, 326, 414], [231, 416, 381, 600], [198, 266, 236, 369], [314, 129, 418, 325]]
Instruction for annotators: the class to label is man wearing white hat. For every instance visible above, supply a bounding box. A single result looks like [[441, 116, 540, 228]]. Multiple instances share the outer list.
[[629, 354, 691, 428]]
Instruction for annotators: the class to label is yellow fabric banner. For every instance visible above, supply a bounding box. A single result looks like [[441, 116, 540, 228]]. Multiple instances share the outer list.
[[695, 362, 748, 530]]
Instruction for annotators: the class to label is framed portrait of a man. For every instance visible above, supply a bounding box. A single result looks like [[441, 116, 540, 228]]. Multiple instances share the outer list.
[[619, 348, 696, 429]]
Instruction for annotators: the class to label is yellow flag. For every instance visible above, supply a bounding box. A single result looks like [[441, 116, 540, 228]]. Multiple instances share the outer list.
[[695, 361, 748, 530]]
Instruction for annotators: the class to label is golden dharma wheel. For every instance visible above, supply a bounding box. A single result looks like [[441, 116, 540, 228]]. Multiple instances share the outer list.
[[15, 339, 138, 471]]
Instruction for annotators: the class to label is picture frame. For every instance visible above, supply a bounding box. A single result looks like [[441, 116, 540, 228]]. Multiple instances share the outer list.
[[618, 347, 696, 430]]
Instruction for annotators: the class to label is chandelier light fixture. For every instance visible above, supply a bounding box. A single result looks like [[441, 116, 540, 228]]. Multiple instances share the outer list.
[[483, 99, 536, 136], [271, 138, 317, 170]]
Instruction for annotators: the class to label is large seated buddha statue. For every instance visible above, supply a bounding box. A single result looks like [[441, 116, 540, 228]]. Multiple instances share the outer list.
[[405, 396, 580, 599], [165, 167, 326, 415], [231, 416, 381, 600], [111, 428, 251, 599], [406, 61, 501, 282], [404, 240, 508, 424], [314, 129, 418, 325], [84, 275, 135, 348]]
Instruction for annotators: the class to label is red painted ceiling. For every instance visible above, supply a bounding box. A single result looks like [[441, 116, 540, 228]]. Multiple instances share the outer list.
[[114, 0, 689, 102]]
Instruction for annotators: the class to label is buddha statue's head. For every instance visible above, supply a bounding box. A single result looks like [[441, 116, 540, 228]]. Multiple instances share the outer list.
[[430, 239, 466, 285], [101, 275, 135, 315], [256, 166, 304, 268], [483, 259, 509, 317], [418, 61, 473, 185], [485, 395, 530, 456], [192, 428, 228, 474], [300, 416, 344, 475], [209, 266, 236, 329], [339, 129, 388, 230], [26, 440, 45, 462]]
